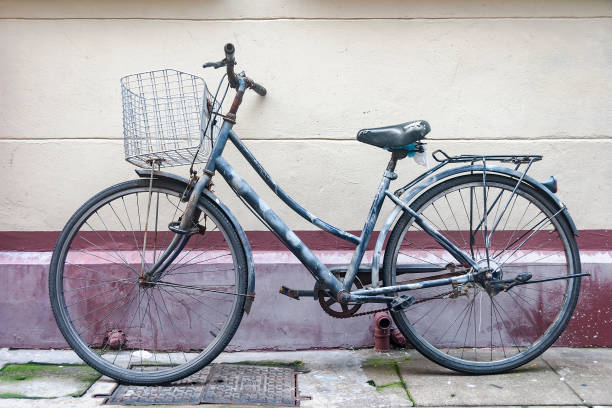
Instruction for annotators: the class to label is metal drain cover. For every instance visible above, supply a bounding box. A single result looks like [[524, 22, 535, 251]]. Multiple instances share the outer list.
[[203, 364, 296, 406], [106, 364, 297, 406]]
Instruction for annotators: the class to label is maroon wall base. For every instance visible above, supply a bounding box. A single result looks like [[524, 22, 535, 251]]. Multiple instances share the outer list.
[[0, 230, 610, 350], [0, 255, 380, 350]]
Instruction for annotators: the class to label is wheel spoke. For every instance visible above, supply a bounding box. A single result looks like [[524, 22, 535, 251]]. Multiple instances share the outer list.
[[50, 181, 246, 383], [387, 174, 578, 371]]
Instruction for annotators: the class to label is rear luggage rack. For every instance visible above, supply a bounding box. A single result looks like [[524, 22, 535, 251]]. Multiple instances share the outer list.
[[432, 149, 542, 164]]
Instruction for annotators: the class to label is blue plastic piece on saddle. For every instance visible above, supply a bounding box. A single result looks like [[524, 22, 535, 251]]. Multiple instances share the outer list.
[[384, 143, 418, 157]]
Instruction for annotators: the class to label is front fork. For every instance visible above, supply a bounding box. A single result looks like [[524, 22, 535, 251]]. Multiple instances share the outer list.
[[143, 80, 246, 283], [143, 174, 211, 282]]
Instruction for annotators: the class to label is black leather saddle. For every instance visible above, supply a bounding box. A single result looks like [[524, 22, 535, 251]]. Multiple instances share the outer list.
[[356, 120, 430, 150]]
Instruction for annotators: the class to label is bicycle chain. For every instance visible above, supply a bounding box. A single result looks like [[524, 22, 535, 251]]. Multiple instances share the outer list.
[[320, 269, 459, 319], [325, 306, 390, 319], [325, 290, 455, 319]]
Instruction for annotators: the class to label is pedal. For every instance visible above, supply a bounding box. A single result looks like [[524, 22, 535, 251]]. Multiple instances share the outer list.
[[279, 286, 314, 300], [390, 295, 415, 311], [279, 286, 299, 299]]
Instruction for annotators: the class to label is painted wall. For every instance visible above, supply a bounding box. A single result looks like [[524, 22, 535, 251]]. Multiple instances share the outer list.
[[0, 1, 611, 350], [1, 0, 611, 232]]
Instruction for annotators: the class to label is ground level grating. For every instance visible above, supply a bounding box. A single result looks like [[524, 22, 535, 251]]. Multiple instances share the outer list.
[[105, 364, 297, 406]]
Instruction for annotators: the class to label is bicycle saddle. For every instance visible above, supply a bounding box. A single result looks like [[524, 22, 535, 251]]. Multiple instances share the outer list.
[[356, 120, 430, 150]]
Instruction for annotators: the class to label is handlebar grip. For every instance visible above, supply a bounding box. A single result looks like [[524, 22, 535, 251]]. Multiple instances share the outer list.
[[224, 43, 235, 64], [223, 43, 266, 95], [249, 80, 267, 96], [224, 43, 238, 88]]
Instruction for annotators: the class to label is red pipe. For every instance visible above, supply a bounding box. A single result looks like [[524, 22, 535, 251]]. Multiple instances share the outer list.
[[391, 328, 407, 348], [373, 311, 392, 352]]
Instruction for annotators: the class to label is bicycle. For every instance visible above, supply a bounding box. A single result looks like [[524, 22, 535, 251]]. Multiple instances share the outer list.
[[49, 43, 587, 385]]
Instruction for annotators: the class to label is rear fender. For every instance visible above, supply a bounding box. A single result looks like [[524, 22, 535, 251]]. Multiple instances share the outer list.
[[136, 169, 256, 313], [371, 164, 577, 287]]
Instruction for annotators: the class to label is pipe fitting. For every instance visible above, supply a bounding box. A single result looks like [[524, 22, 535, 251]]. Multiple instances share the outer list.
[[373, 311, 392, 352]]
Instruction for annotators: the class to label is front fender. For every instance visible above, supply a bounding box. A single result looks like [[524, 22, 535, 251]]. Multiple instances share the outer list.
[[371, 164, 577, 287], [135, 169, 256, 313]]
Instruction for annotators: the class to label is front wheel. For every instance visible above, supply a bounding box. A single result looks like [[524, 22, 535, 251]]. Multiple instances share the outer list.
[[383, 174, 581, 374], [49, 179, 248, 385]]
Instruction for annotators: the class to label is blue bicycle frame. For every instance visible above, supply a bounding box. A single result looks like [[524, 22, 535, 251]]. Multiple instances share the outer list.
[[143, 78, 480, 305], [144, 76, 577, 307]]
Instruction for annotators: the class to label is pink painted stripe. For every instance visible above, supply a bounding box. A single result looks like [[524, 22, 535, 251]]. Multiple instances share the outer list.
[[0, 230, 371, 252], [0, 229, 610, 252], [1, 250, 610, 266]]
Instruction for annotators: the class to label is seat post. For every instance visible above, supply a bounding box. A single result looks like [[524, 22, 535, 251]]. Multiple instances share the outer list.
[[387, 150, 408, 173]]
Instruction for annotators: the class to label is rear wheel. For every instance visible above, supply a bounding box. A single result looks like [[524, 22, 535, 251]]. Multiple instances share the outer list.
[[49, 179, 248, 385], [383, 174, 581, 374]]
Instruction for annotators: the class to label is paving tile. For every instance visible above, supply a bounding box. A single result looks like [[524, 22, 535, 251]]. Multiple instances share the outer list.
[[362, 364, 401, 387], [300, 364, 412, 407], [362, 364, 407, 401], [543, 348, 612, 406], [0, 348, 83, 365], [87, 376, 117, 397], [0, 363, 100, 399], [398, 353, 583, 406], [359, 350, 416, 404]]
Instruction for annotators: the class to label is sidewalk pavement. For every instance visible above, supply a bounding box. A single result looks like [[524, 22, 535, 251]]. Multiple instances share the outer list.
[[0, 347, 610, 407]]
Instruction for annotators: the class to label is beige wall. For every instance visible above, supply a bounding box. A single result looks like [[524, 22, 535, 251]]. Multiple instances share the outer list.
[[1, 1, 611, 231]]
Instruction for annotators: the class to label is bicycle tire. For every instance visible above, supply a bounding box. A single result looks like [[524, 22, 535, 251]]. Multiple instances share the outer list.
[[383, 174, 581, 374], [49, 178, 248, 385]]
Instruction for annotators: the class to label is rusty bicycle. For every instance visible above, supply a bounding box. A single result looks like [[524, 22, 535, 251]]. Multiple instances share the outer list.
[[49, 44, 586, 385]]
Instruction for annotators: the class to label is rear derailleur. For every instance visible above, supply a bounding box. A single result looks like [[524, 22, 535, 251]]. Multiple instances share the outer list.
[[467, 269, 533, 297]]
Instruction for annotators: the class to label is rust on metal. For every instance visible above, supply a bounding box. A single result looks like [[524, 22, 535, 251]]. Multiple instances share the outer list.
[[105, 329, 126, 350], [106, 364, 297, 406], [373, 311, 391, 352], [395, 270, 466, 286], [318, 276, 363, 318], [226, 88, 245, 123], [335, 289, 350, 304]]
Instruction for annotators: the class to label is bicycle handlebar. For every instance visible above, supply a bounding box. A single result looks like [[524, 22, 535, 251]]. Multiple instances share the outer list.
[[223, 43, 267, 96], [246, 77, 267, 96], [224, 43, 238, 88]]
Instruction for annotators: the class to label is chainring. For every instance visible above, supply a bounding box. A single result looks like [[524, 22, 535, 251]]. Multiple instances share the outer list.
[[318, 274, 364, 318]]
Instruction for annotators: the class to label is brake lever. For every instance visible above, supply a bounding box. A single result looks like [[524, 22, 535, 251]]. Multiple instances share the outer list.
[[203, 59, 231, 69]]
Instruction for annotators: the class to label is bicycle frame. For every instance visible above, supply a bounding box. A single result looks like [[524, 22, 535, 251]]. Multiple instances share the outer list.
[[144, 78, 578, 306]]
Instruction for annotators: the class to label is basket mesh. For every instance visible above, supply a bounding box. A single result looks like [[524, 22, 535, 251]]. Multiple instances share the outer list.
[[121, 69, 220, 168]]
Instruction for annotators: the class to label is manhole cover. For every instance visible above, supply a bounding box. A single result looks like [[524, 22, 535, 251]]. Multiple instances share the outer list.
[[106, 364, 297, 406], [203, 364, 296, 406]]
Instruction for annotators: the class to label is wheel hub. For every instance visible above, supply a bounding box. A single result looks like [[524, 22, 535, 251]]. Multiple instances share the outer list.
[[475, 258, 501, 280], [138, 275, 155, 288], [473, 258, 507, 296]]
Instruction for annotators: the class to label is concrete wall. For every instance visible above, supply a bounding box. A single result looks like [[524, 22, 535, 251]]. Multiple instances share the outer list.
[[1, 0, 611, 232], [1, 1, 611, 349]]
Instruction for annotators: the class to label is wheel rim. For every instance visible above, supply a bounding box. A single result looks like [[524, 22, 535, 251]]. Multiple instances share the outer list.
[[53, 183, 244, 380], [391, 177, 578, 367]]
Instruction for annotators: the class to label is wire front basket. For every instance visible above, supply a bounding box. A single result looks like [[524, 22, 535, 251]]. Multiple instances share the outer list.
[[121, 69, 221, 168]]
